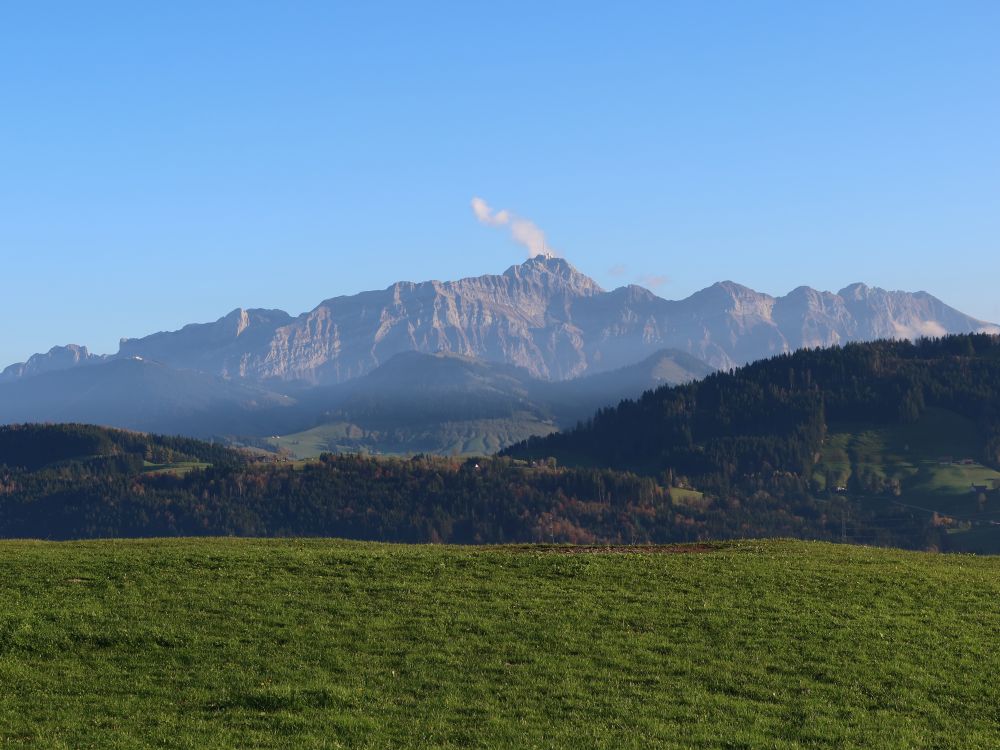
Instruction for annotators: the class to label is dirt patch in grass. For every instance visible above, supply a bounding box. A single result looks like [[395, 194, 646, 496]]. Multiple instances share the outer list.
[[512, 543, 720, 555]]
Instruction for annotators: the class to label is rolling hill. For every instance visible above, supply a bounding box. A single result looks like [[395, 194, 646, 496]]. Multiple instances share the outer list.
[[6, 337, 1000, 550], [506, 334, 1000, 553]]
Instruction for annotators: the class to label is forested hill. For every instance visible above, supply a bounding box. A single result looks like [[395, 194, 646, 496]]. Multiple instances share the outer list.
[[501, 335, 1000, 549], [504, 334, 1000, 494], [507, 334, 1000, 482], [0, 423, 241, 472]]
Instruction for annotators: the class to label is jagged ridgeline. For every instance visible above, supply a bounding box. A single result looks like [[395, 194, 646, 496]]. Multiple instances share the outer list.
[[505, 334, 1000, 487], [5, 257, 996, 386]]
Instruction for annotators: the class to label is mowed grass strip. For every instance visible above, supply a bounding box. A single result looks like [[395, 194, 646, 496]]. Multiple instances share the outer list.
[[0, 539, 998, 749]]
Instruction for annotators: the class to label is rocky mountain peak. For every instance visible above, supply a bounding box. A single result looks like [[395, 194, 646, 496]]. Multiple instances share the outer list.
[[502, 255, 604, 296], [685, 281, 773, 316], [838, 282, 872, 300]]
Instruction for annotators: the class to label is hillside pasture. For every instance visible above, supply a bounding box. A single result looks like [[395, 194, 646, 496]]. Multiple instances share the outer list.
[[141, 460, 212, 477], [814, 408, 1000, 551], [269, 415, 558, 459]]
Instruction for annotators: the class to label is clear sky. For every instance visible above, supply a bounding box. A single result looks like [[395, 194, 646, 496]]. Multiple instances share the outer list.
[[1, 1, 998, 367]]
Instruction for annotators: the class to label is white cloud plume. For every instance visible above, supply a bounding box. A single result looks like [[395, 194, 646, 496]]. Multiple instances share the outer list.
[[471, 197, 508, 226], [471, 197, 556, 257]]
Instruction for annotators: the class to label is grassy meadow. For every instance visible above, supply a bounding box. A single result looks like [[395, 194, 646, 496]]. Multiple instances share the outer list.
[[1, 538, 998, 748], [269, 416, 558, 459], [141, 460, 212, 477]]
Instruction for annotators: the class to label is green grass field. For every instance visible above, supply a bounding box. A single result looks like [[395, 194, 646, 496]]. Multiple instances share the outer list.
[[1, 538, 998, 748], [268, 422, 366, 458], [667, 486, 705, 506], [141, 460, 212, 477]]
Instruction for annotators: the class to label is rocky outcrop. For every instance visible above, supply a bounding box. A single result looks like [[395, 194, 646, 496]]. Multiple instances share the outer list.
[[0, 345, 105, 383], [117, 308, 293, 378]]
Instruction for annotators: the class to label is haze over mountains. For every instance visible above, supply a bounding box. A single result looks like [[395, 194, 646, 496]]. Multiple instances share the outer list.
[[266, 348, 714, 457], [1, 256, 996, 450]]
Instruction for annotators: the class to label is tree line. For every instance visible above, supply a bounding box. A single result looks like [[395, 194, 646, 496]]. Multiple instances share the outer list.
[[0, 423, 928, 546]]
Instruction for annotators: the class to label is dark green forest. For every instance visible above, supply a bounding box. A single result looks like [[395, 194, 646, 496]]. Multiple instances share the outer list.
[[0, 423, 239, 472], [506, 334, 1000, 478]]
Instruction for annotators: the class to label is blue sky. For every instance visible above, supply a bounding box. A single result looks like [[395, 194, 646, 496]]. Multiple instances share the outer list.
[[1, 1, 998, 367]]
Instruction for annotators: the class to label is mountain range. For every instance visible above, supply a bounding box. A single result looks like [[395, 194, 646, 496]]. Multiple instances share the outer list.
[[7, 256, 998, 387], [1, 256, 996, 451]]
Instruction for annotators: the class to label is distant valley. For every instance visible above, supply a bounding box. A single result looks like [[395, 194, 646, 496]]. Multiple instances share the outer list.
[[266, 348, 713, 457]]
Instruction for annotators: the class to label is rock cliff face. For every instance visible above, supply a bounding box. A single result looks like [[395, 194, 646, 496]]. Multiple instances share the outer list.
[[0, 345, 105, 383], [255, 257, 604, 383], [5, 256, 998, 385], [117, 308, 294, 378]]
